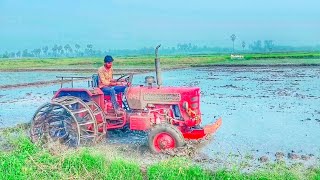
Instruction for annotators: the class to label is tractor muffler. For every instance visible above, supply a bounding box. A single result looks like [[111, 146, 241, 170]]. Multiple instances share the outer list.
[[155, 44, 162, 88]]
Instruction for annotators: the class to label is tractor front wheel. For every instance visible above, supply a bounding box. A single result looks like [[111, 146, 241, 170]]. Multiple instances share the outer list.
[[148, 124, 185, 153]]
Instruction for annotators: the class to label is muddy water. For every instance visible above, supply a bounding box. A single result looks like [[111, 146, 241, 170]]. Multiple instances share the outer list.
[[0, 72, 92, 86], [0, 67, 320, 160], [159, 67, 320, 159]]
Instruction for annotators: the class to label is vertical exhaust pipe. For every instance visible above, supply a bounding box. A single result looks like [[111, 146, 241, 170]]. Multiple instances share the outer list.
[[155, 44, 162, 88]]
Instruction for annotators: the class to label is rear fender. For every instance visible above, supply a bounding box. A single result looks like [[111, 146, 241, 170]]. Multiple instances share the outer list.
[[53, 88, 103, 102]]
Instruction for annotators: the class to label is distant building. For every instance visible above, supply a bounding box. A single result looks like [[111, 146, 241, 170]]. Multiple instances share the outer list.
[[230, 54, 244, 60]]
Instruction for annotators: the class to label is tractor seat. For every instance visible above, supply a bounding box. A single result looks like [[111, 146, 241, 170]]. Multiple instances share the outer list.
[[92, 74, 99, 88], [91, 74, 126, 94]]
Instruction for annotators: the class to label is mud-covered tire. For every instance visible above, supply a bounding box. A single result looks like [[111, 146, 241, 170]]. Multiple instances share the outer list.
[[148, 124, 185, 153]]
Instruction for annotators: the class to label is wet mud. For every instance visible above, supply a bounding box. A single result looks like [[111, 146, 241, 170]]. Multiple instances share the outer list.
[[0, 66, 320, 169]]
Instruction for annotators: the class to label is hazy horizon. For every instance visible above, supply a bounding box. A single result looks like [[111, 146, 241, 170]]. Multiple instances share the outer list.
[[1, 0, 319, 53]]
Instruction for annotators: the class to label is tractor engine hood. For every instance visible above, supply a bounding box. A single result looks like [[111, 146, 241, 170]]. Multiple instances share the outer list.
[[125, 86, 200, 110]]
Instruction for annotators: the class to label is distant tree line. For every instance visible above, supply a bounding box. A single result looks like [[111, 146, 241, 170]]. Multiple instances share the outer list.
[[1, 44, 101, 58], [229, 34, 320, 54], [1, 42, 320, 58]]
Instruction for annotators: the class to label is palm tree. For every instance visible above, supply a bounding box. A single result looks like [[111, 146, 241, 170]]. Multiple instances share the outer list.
[[22, 49, 29, 57], [31, 49, 41, 58], [36, 48, 42, 57], [75, 44, 81, 56], [264, 40, 274, 52], [241, 41, 246, 51], [75, 44, 80, 49], [64, 44, 72, 56], [57, 45, 63, 56], [52, 45, 58, 57], [16, 51, 21, 58], [2, 51, 9, 58], [42, 46, 48, 57], [86, 44, 93, 56], [230, 34, 236, 54]]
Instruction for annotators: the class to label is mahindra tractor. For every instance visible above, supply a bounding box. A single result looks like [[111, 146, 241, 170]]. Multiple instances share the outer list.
[[30, 45, 222, 153]]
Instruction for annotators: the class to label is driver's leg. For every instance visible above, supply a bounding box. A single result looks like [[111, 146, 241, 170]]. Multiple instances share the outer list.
[[114, 86, 126, 93], [101, 86, 120, 110], [101, 86, 111, 95], [113, 86, 127, 115]]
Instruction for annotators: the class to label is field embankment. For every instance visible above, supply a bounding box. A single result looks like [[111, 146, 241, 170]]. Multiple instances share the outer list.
[[0, 52, 319, 71]]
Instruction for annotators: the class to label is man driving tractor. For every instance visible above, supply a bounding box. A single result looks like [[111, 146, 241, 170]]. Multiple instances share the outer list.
[[30, 45, 222, 153], [98, 55, 126, 114]]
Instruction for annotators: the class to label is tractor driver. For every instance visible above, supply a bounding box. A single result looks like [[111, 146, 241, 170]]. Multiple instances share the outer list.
[[98, 55, 126, 114]]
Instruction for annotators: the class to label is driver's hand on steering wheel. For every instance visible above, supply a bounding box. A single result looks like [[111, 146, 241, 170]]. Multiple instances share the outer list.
[[116, 81, 126, 85], [118, 79, 126, 82]]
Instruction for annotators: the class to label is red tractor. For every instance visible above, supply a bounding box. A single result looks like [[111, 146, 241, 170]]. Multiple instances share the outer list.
[[30, 45, 222, 152]]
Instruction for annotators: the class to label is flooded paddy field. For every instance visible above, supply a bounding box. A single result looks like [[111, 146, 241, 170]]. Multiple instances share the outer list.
[[0, 71, 93, 86], [0, 66, 320, 166]]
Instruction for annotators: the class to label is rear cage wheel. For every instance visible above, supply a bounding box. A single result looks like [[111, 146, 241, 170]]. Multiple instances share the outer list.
[[30, 96, 106, 147]]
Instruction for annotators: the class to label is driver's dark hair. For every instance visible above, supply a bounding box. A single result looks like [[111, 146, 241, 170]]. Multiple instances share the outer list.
[[104, 55, 114, 63]]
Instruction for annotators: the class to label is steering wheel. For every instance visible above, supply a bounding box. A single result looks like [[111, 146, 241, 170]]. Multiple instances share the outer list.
[[116, 74, 128, 82], [116, 74, 133, 86]]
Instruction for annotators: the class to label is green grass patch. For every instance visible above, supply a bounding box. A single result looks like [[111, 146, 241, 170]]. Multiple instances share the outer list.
[[309, 169, 320, 180], [0, 135, 144, 179], [211, 57, 320, 65], [62, 150, 106, 177], [0, 136, 40, 179], [0, 135, 319, 179], [244, 52, 320, 60], [147, 158, 300, 180], [1, 52, 319, 70], [147, 158, 213, 179], [105, 159, 143, 180]]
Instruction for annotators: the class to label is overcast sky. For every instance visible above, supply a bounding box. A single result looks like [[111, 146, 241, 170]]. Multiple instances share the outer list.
[[0, 0, 319, 52]]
